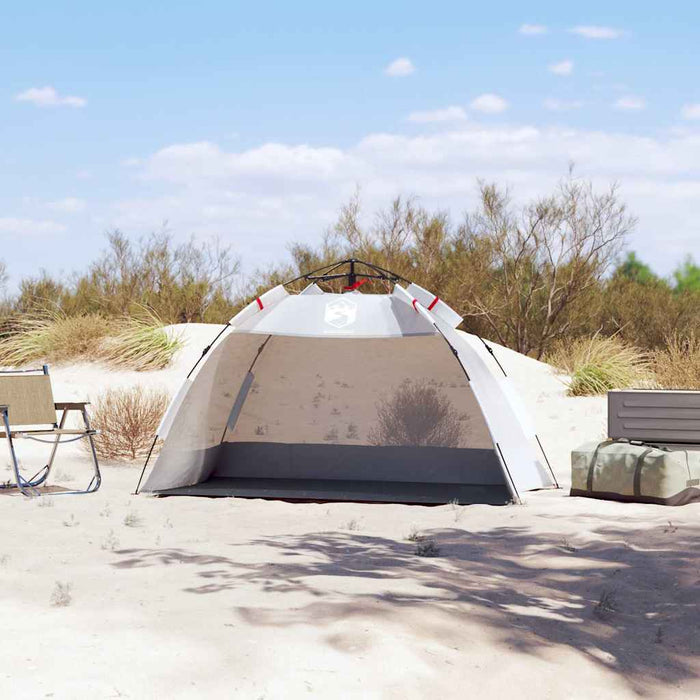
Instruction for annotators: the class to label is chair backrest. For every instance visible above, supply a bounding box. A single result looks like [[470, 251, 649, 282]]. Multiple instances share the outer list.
[[0, 367, 57, 427]]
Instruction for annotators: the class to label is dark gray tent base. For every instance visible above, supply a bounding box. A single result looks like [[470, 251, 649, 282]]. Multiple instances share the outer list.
[[153, 477, 512, 505]]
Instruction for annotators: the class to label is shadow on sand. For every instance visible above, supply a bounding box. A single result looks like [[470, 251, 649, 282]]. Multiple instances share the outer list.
[[113, 519, 700, 693]]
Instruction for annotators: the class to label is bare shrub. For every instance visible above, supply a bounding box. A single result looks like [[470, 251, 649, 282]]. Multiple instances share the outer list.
[[88, 387, 169, 461], [406, 525, 423, 542], [369, 380, 463, 447], [415, 539, 441, 557], [546, 334, 652, 396], [342, 518, 361, 531], [50, 581, 73, 607], [593, 588, 618, 619], [652, 332, 700, 390]]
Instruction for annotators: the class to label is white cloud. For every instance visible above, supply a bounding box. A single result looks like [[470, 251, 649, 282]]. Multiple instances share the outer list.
[[470, 94, 509, 114], [109, 122, 700, 276], [14, 86, 87, 108], [613, 96, 646, 111], [518, 23, 548, 35], [681, 104, 700, 120], [47, 197, 86, 213], [549, 60, 573, 76], [570, 25, 623, 39], [384, 57, 415, 77], [543, 98, 584, 111], [407, 106, 468, 123], [0, 218, 67, 236]]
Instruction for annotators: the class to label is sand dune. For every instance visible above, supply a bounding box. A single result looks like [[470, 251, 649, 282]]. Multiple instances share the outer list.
[[1, 324, 698, 698]]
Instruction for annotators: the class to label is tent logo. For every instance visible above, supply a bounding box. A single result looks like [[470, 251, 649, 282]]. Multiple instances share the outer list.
[[324, 298, 357, 328]]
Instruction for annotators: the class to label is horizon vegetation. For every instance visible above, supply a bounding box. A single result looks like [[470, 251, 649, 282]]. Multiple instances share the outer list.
[[1, 173, 700, 391]]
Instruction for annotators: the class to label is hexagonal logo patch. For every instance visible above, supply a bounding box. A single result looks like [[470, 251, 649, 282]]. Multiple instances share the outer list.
[[324, 298, 357, 329]]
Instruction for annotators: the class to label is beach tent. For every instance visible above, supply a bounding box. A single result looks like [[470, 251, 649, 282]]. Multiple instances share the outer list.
[[137, 260, 557, 504]]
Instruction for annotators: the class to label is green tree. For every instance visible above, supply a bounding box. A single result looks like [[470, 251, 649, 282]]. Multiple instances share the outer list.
[[614, 252, 658, 285], [673, 256, 700, 294]]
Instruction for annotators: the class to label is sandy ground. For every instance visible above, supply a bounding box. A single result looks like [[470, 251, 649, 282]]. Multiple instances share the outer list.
[[1, 325, 698, 699]]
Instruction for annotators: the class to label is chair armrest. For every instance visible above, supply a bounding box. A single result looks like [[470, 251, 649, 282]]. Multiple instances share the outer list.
[[55, 401, 90, 410]]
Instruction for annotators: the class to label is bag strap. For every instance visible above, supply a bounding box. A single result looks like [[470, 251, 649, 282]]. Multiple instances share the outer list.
[[586, 440, 612, 492], [633, 447, 655, 497]]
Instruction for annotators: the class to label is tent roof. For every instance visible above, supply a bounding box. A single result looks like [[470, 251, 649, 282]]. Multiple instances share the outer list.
[[232, 283, 462, 339]]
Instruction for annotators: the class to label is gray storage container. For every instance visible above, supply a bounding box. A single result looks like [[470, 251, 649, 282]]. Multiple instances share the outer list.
[[608, 390, 700, 444]]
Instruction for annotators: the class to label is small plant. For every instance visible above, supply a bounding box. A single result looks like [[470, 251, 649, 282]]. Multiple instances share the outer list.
[[62, 513, 79, 528], [0, 554, 10, 566], [163, 517, 173, 529], [123, 511, 142, 528], [345, 422, 359, 440], [415, 539, 441, 557], [50, 581, 73, 607], [448, 498, 463, 522], [254, 425, 267, 436], [560, 537, 578, 553], [342, 518, 361, 531], [331, 407, 340, 416], [101, 530, 120, 551], [36, 496, 54, 508], [663, 520, 678, 534], [547, 334, 652, 397], [406, 525, 423, 542], [593, 589, 617, 619], [87, 386, 169, 461], [99, 502, 112, 518]]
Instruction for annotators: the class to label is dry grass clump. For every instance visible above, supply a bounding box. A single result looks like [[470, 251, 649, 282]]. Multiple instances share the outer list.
[[100, 314, 182, 371], [87, 386, 169, 461], [0, 308, 180, 370], [0, 310, 112, 367], [651, 332, 700, 390], [546, 335, 652, 396]]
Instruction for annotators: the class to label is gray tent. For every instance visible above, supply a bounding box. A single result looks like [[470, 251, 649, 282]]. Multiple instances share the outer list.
[[138, 261, 557, 504]]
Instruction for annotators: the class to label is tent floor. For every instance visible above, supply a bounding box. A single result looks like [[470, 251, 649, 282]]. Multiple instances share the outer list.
[[153, 477, 512, 505]]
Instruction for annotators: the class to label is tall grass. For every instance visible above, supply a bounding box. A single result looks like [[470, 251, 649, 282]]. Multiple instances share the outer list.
[[0, 308, 181, 370], [0, 310, 112, 367], [99, 313, 182, 371], [546, 335, 652, 396], [652, 332, 700, 390]]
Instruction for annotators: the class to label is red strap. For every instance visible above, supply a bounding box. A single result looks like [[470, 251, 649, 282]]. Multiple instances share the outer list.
[[428, 296, 440, 311], [412, 299, 419, 312], [256, 297, 264, 310], [343, 278, 369, 291]]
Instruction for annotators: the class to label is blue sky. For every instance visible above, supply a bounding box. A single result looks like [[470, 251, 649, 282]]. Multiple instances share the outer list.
[[3, 1, 700, 287]]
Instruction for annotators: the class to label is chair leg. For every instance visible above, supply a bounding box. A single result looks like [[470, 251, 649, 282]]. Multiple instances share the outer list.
[[1, 409, 37, 497], [41, 408, 102, 496], [40, 408, 70, 487], [81, 407, 102, 493]]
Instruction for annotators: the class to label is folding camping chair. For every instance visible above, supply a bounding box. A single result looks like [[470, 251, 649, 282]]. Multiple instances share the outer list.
[[0, 365, 101, 496]]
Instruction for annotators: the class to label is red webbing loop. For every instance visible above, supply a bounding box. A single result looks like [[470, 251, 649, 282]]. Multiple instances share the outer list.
[[256, 297, 264, 310], [412, 299, 419, 312], [428, 296, 440, 311], [343, 278, 369, 291]]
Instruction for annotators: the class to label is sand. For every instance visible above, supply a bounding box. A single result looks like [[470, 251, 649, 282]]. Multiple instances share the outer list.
[[1, 324, 698, 699]]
